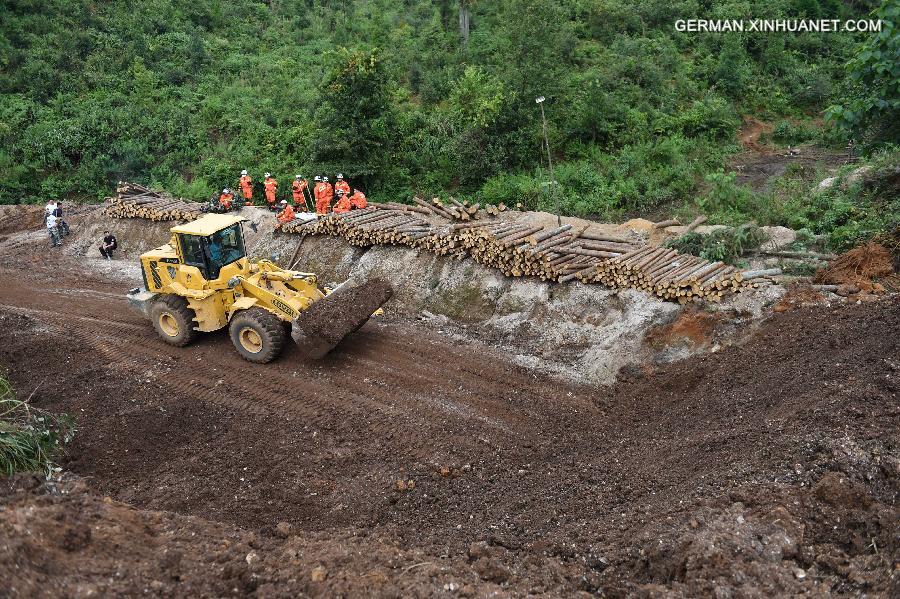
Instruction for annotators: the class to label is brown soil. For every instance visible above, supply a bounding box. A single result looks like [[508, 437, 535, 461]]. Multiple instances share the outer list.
[[815, 242, 896, 294], [738, 117, 774, 153], [0, 213, 898, 596], [292, 278, 394, 358]]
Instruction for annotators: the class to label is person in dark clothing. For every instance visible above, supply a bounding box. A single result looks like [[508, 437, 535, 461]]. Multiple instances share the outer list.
[[99, 231, 117, 259], [52, 203, 70, 236]]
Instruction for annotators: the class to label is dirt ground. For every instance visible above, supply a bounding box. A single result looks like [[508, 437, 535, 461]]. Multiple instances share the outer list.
[[0, 212, 897, 597]]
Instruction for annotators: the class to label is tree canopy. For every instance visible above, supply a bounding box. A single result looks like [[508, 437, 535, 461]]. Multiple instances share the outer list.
[[0, 0, 894, 216]]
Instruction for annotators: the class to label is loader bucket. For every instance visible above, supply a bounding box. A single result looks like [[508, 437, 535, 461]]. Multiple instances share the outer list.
[[291, 278, 393, 359]]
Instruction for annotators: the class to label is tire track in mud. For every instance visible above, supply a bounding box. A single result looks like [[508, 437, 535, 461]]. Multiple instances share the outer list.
[[0, 272, 553, 458]]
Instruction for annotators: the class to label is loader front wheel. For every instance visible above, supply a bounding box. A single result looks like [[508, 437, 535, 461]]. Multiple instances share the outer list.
[[150, 296, 197, 347], [229, 308, 286, 363]]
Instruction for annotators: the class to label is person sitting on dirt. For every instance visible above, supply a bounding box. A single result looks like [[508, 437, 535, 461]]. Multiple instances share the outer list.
[[348, 188, 367, 210], [332, 189, 352, 214], [218, 188, 235, 211], [334, 174, 351, 195], [46, 210, 61, 248], [263, 173, 278, 210], [275, 200, 295, 229], [99, 230, 118, 260], [239, 170, 253, 204]]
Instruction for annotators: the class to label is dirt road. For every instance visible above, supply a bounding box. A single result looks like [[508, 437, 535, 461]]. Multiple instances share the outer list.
[[0, 225, 897, 596]]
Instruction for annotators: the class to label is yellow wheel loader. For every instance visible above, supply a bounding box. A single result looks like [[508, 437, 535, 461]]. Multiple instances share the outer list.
[[127, 214, 391, 363]]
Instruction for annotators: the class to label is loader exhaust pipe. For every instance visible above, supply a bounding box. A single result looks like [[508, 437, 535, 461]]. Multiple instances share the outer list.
[[291, 278, 393, 359]]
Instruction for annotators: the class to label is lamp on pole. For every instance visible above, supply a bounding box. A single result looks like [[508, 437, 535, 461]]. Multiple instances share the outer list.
[[536, 96, 560, 226]]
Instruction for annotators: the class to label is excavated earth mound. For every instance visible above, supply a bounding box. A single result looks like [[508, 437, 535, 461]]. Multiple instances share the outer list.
[[0, 248, 896, 599]]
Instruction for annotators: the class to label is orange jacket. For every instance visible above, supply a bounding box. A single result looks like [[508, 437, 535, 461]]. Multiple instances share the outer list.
[[276, 204, 295, 223], [239, 176, 253, 199], [264, 177, 278, 202], [219, 192, 234, 209], [349, 190, 367, 209], [292, 179, 308, 199], [315, 196, 331, 215], [335, 180, 351, 194], [333, 196, 352, 213], [313, 182, 327, 201]]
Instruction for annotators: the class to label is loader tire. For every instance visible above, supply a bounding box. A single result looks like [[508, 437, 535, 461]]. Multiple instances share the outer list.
[[150, 296, 197, 347], [229, 308, 286, 363]]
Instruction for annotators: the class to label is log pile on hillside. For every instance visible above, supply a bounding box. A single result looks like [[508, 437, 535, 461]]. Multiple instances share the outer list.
[[282, 205, 751, 303], [105, 182, 204, 221]]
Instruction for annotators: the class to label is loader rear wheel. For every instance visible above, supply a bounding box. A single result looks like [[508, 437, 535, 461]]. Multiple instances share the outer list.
[[229, 308, 286, 363], [150, 296, 197, 347]]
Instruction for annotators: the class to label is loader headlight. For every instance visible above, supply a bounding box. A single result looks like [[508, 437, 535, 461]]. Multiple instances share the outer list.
[[227, 276, 241, 289]]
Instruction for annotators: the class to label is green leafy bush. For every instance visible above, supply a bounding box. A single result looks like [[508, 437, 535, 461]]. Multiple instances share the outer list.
[[771, 120, 819, 145], [666, 224, 767, 265], [0, 377, 75, 477]]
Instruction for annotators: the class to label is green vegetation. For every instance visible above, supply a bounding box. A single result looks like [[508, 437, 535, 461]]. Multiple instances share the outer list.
[[0, 376, 75, 476], [0, 0, 896, 233], [686, 146, 899, 251], [666, 224, 767, 265]]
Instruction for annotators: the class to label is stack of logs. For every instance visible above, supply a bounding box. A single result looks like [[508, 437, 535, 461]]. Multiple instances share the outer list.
[[282, 204, 749, 303], [105, 182, 204, 221]]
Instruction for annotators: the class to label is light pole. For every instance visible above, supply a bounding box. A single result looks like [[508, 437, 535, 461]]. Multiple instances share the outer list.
[[536, 96, 560, 225]]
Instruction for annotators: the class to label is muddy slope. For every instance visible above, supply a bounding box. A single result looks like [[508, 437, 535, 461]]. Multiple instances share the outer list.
[[0, 250, 896, 597]]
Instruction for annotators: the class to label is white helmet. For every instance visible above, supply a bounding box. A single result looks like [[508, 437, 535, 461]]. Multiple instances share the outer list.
[[264, 172, 271, 178], [337, 173, 344, 179], [223, 188, 230, 193], [241, 169, 248, 175], [295, 174, 302, 179], [314, 175, 321, 182], [280, 199, 288, 205], [323, 176, 329, 181], [336, 189, 345, 195]]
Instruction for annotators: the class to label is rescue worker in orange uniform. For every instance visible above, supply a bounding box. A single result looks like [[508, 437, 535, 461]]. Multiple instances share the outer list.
[[332, 189, 352, 214], [263, 172, 278, 210], [334, 173, 351, 195], [348, 188, 367, 210], [218, 188, 235, 211], [291, 175, 309, 210], [314, 176, 333, 215], [238, 170, 253, 204], [274, 200, 295, 230]]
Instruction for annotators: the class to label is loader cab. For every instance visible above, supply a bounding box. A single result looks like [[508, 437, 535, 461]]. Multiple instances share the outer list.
[[169, 214, 249, 283]]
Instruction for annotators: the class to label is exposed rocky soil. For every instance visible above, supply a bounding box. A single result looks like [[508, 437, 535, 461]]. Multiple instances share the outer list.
[[0, 206, 897, 596]]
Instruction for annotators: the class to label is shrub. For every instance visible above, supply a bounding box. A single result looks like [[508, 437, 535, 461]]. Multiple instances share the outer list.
[[0, 376, 75, 477], [666, 224, 767, 265], [771, 120, 818, 145]]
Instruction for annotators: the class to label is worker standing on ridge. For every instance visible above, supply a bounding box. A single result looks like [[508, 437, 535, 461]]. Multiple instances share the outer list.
[[334, 173, 350, 195], [45, 199, 70, 236], [46, 209, 61, 248], [348, 188, 367, 210], [219, 188, 234, 211], [292, 175, 309, 210], [313, 176, 331, 215], [332, 189, 351, 213], [263, 172, 278, 210], [322, 175, 334, 204], [238, 170, 253, 205], [275, 200, 296, 230]]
